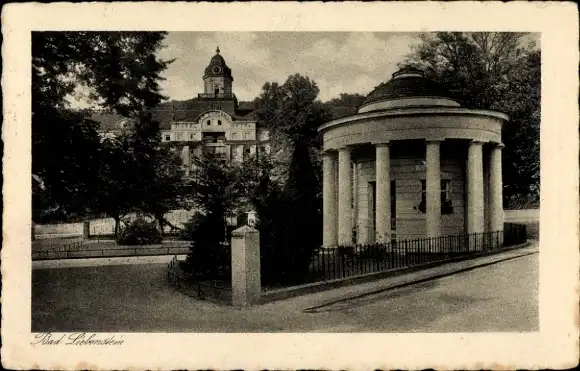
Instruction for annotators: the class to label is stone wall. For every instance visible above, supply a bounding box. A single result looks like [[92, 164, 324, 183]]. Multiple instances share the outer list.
[[35, 209, 199, 237]]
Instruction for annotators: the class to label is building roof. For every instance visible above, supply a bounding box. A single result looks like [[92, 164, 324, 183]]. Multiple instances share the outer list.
[[362, 68, 454, 106]]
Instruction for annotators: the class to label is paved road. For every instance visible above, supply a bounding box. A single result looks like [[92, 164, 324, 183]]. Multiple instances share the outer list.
[[32, 253, 538, 332]]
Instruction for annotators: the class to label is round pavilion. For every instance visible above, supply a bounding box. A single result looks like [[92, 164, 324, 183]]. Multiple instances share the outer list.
[[318, 68, 509, 248]]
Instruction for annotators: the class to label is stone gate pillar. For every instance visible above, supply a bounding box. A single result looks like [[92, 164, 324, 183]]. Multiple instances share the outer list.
[[231, 226, 261, 306]]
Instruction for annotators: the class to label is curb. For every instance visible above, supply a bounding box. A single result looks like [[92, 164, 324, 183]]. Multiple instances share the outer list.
[[302, 244, 537, 312]]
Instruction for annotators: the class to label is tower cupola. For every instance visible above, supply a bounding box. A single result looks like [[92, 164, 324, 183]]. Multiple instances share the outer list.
[[202, 47, 234, 98]]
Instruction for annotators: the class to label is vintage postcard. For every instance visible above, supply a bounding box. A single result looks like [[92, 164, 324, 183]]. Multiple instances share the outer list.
[[2, 1, 579, 370]]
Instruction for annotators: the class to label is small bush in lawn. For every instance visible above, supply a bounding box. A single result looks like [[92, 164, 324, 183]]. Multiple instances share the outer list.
[[182, 212, 231, 280], [117, 218, 163, 245]]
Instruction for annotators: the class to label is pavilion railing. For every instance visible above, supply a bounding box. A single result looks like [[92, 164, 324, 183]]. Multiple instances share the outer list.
[[310, 223, 527, 283]]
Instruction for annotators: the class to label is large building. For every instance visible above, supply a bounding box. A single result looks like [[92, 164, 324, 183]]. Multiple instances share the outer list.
[[92, 47, 271, 175], [318, 68, 508, 247]]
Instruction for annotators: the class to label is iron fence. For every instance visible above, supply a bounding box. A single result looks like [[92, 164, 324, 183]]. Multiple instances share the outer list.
[[310, 223, 527, 283]]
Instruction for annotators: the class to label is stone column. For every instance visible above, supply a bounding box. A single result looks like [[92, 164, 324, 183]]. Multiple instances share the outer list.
[[338, 147, 353, 246], [231, 226, 261, 306], [467, 141, 485, 235], [426, 140, 442, 238], [352, 162, 359, 241], [322, 152, 338, 248], [489, 143, 505, 233], [375, 143, 391, 243]]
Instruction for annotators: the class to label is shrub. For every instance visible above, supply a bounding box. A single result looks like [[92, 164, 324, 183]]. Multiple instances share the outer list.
[[357, 244, 391, 261], [117, 218, 162, 245], [182, 212, 231, 280], [257, 188, 322, 285]]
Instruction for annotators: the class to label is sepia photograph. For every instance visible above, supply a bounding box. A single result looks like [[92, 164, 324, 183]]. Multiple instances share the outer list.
[[30, 31, 541, 333], [2, 2, 578, 370]]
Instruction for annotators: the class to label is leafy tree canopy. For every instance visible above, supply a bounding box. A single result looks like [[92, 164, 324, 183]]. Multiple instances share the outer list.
[[255, 74, 331, 147], [32, 32, 172, 222]]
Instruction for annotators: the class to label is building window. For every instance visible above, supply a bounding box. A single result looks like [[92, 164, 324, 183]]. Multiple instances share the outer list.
[[259, 146, 266, 153], [245, 148, 251, 154], [207, 120, 211, 126], [231, 132, 238, 140], [190, 133, 194, 140], [245, 132, 251, 140], [419, 180, 453, 214], [175, 133, 183, 141], [218, 120, 222, 126], [164, 134, 170, 141]]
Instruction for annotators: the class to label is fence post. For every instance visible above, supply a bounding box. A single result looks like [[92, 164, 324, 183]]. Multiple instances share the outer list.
[[83, 221, 90, 240], [230, 225, 261, 307]]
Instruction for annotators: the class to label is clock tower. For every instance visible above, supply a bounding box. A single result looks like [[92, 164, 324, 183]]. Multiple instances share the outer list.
[[203, 46, 233, 97]]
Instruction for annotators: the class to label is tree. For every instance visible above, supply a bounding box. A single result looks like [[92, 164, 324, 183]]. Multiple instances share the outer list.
[[323, 93, 367, 119], [94, 135, 140, 236], [182, 152, 250, 277], [32, 31, 171, 222], [138, 144, 186, 234], [402, 32, 540, 208], [32, 110, 104, 221], [254, 74, 331, 283]]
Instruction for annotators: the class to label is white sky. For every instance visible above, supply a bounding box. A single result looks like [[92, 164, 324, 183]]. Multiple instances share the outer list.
[[156, 32, 422, 103], [68, 31, 539, 107]]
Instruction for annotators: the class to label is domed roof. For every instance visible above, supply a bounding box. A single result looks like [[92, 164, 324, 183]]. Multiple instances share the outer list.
[[203, 47, 233, 79], [361, 68, 457, 108]]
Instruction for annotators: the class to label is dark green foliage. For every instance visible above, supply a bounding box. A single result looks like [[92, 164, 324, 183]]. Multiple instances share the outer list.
[[32, 109, 104, 222], [356, 244, 390, 261], [323, 93, 367, 119], [181, 153, 247, 279], [116, 218, 162, 245], [32, 32, 172, 224], [402, 32, 540, 208], [182, 212, 230, 280], [253, 74, 329, 284], [32, 31, 188, 233]]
